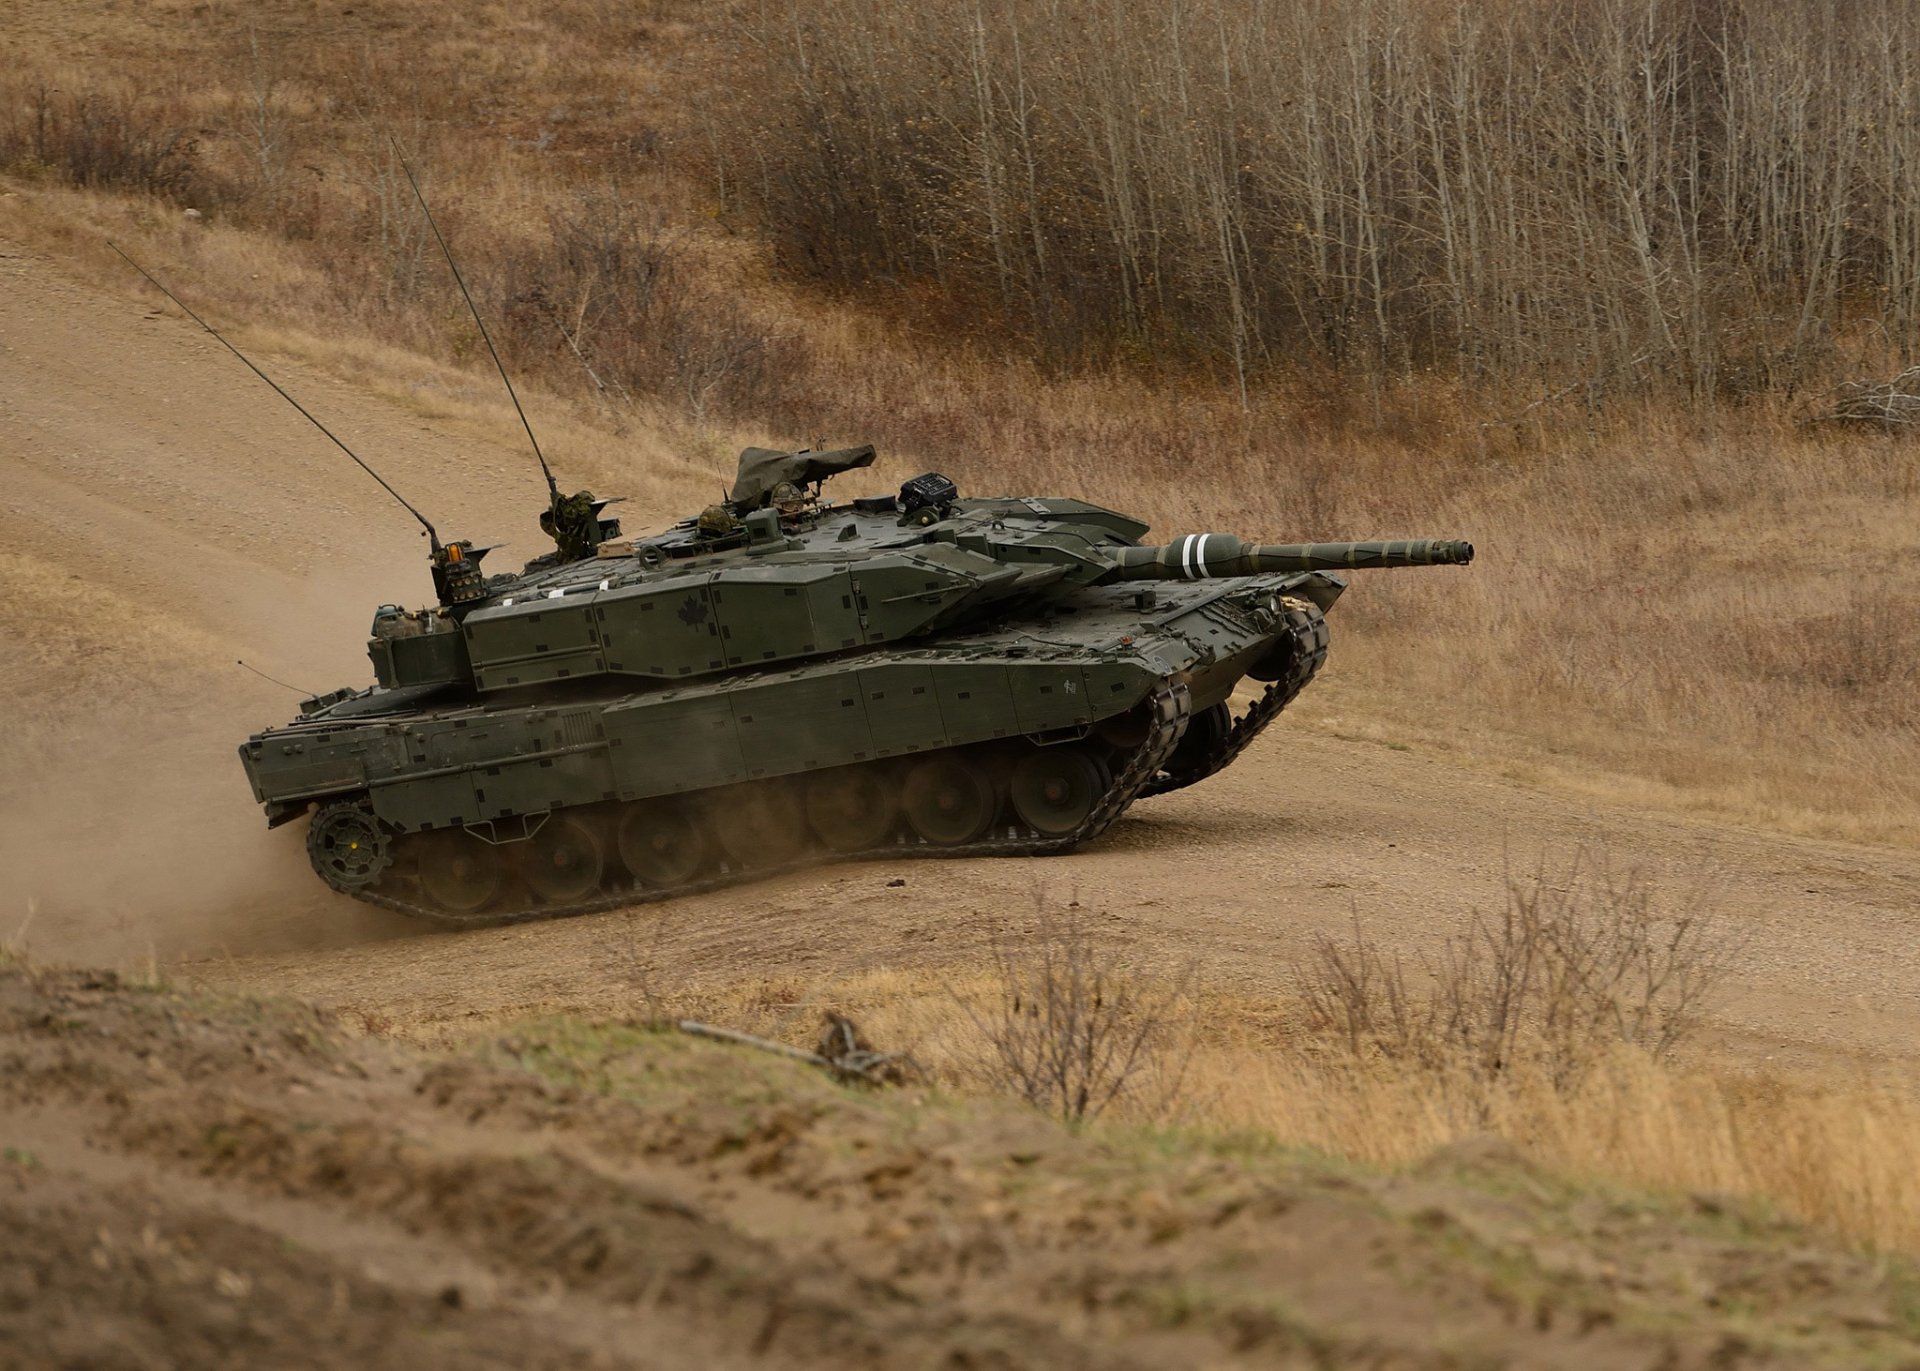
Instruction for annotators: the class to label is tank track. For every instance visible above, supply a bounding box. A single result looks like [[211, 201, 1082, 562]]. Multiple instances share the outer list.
[[1139, 597, 1329, 798], [312, 677, 1193, 927]]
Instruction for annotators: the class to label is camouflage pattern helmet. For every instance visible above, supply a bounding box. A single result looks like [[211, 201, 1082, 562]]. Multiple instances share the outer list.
[[697, 503, 740, 538]]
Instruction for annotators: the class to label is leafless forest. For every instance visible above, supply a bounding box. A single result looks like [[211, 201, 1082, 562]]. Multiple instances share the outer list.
[[719, 0, 1920, 403], [15, 0, 1920, 410]]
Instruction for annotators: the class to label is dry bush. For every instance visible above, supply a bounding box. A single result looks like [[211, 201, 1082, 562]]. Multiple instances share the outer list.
[[958, 906, 1193, 1124], [600, 906, 675, 1027], [1817, 369, 1920, 429], [1304, 851, 1737, 1093], [0, 81, 225, 206], [498, 185, 802, 423]]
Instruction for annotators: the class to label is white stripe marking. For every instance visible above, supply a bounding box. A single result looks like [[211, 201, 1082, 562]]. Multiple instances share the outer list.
[[1194, 533, 1211, 578]]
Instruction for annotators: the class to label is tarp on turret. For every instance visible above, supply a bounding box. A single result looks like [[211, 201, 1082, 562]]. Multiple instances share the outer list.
[[729, 445, 876, 507]]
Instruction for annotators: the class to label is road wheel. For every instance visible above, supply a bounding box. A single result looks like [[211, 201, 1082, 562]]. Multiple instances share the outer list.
[[901, 755, 996, 846], [616, 801, 706, 888], [1163, 701, 1230, 775], [416, 829, 506, 915], [707, 781, 809, 869], [522, 813, 605, 905], [804, 766, 899, 853], [1009, 746, 1107, 837]]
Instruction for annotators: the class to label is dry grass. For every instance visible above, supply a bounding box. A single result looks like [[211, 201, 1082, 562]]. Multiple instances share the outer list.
[[1198, 1046, 1920, 1255], [648, 993, 1920, 1256], [631, 879, 1920, 1256], [1322, 415, 1920, 845]]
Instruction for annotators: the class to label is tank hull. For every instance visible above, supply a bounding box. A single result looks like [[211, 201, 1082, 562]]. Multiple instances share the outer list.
[[243, 571, 1339, 923]]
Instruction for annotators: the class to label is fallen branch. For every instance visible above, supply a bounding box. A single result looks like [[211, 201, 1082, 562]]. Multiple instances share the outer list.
[[678, 1015, 914, 1086], [1808, 368, 1920, 428]]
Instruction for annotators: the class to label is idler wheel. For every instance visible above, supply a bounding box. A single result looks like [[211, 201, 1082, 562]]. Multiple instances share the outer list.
[[805, 766, 899, 854], [416, 829, 505, 914], [707, 781, 809, 870], [522, 813, 606, 905], [617, 801, 707, 888], [307, 802, 392, 890], [901, 755, 996, 846], [1009, 746, 1106, 837]]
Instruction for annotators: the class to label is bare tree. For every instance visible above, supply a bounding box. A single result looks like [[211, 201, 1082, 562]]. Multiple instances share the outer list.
[[238, 29, 291, 208], [714, 0, 1920, 407]]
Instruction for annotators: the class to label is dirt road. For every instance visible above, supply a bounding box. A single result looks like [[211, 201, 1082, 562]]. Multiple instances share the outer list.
[[3, 238, 1916, 1070]]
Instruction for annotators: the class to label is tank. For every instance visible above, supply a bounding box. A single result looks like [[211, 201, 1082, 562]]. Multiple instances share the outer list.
[[240, 445, 1474, 924]]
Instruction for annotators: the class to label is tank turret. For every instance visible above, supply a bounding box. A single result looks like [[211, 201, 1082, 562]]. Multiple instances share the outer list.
[[361, 466, 1471, 699]]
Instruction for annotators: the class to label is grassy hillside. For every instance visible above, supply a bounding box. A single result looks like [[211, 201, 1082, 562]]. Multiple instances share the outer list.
[[575, 874, 1920, 1257]]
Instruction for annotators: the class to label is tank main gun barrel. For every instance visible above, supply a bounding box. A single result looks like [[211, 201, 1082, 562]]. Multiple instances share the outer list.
[[1107, 536, 1473, 581]]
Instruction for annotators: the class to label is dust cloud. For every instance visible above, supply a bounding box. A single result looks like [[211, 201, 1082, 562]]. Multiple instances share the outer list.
[[0, 561, 423, 965]]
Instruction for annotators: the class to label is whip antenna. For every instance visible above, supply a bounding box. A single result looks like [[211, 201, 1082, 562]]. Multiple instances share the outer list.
[[236, 659, 313, 695], [110, 243, 441, 551], [391, 140, 561, 511]]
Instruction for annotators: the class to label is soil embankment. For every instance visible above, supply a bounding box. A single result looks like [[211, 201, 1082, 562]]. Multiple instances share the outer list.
[[6, 960, 1917, 1369]]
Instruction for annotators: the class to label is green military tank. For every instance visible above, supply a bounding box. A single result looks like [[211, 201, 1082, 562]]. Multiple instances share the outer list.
[[113, 160, 1470, 925], [240, 443, 1473, 924]]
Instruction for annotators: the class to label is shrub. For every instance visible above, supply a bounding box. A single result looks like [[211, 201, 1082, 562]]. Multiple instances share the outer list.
[[1303, 850, 1738, 1091], [1, 82, 222, 206], [960, 904, 1192, 1124]]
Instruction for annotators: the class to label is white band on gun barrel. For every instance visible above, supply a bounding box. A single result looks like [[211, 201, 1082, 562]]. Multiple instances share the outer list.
[[1180, 533, 1212, 580]]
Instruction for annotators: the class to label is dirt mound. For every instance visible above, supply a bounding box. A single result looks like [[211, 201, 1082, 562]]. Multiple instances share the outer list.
[[3, 959, 1914, 1369]]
